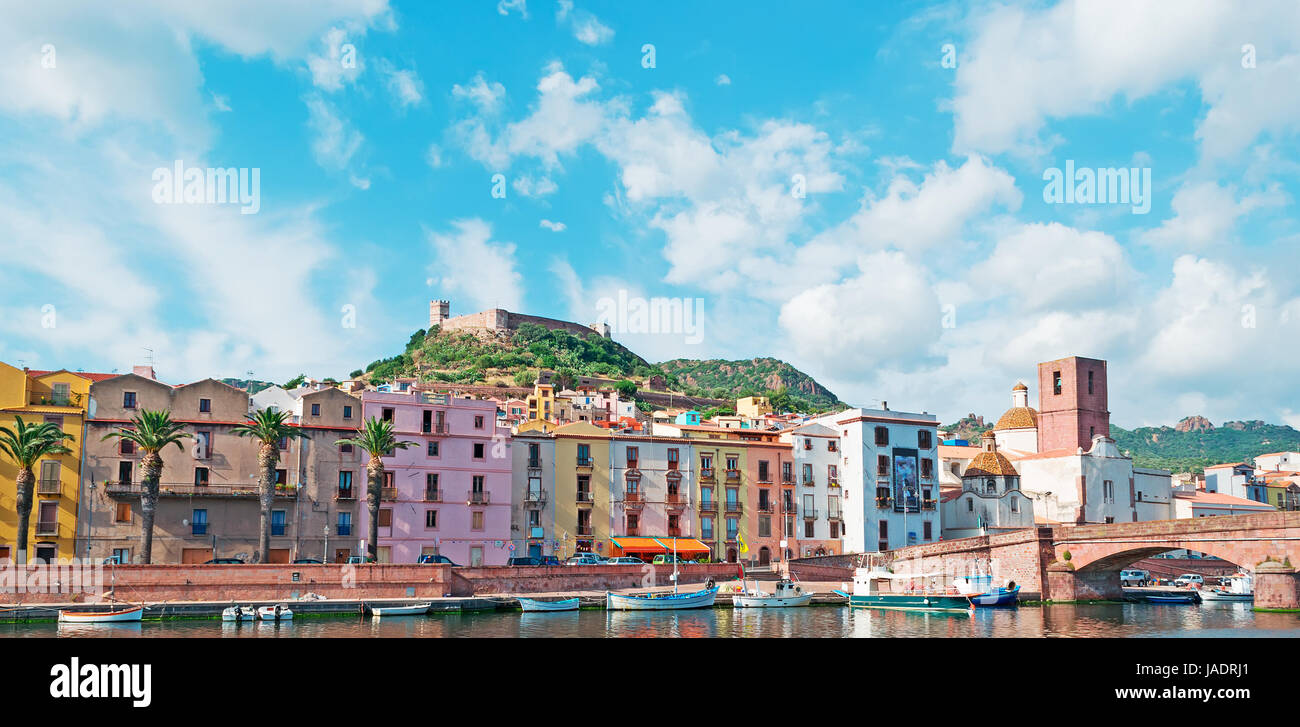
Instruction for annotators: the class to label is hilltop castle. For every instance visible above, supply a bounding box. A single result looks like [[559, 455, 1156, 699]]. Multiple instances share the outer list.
[[429, 300, 611, 339]]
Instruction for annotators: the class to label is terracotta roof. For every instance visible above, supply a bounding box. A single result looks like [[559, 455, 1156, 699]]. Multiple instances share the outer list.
[[1254, 452, 1300, 459], [938, 444, 982, 457], [994, 406, 1038, 430], [963, 450, 1019, 478], [940, 486, 963, 503], [1173, 490, 1274, 508], [26, 369, 120, 382], [1012, 382, 1028, 391], [1204, 462, 1245, 469]]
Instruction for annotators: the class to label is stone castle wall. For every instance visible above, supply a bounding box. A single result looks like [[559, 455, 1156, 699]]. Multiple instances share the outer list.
[[431, 303, 608, 339]]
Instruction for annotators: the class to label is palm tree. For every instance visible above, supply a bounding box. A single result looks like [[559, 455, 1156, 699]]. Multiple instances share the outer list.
[[0, 417, 73, 564], [102, 410, 192, 564], [232, 408, 309, 564], [336, 417, 414, 562]]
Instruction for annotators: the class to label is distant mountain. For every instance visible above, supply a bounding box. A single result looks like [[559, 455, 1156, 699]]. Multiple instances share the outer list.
[[1111, 417, 1300, 473], [656, 357, 843, 412], [942, 414, 993, 442], [220, 377, 276, 395]]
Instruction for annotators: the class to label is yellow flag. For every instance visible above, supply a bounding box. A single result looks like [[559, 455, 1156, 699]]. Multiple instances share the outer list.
[[738, 534, 749, 554]]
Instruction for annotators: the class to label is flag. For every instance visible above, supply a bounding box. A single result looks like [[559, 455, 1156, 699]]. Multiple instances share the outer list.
[[738, 534, 749, 554]]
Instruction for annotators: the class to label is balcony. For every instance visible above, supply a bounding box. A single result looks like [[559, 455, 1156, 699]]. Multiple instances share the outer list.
[[700, 467, 715, 481], [30, 392, 83, 407], [467, 490, 490, 505], [626, 527, 640, 536], [623, 491, 644, 509], [527, 458, 543, 471], [575, 457, 593, 469], [576, 525, 594, 536], [758, 473, 773, 485], [803, 508, 818, 520], [699, 500, 718, 512], [37, 479, 61, 495], [725, 469, 741, 482], [757, 503, 775, 513], [422, 422, 450, 435], [576, 491, 595, 506], [35, 521, 59, 536], [781, 473, 794, 484], [335, 489, 356, 501], [802, 476, 815, 487], [424, 489, 442, 503], [828, 477, 840, 488], [666, 493, 686, 510], [523, 489, 547, 508], [922, 499, 936, 511], [828, 510, 842, 521], [724, 500, 743, 514], [626, 460, 639, 471], [103, 482, 296, 499], [668, 528, 682, 537], [381, 487, 399, 502], [875, 497, 892, 509]]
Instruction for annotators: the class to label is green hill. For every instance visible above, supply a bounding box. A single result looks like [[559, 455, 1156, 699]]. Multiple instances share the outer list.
[[656, 357, 843, 412], [1111, 419, 1300, 473]]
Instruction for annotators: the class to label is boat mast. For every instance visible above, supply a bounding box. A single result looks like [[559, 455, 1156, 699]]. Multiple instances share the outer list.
[[673, 537, 678, 594]]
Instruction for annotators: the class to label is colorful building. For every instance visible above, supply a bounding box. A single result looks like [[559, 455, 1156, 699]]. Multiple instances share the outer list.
[[553, 422, 611, 557], [511, 430, 556, 558], [781, 422, 844, 558], [358, 391, 513, 566]]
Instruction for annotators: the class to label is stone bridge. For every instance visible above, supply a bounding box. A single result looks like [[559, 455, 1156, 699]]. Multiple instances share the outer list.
[[787, 512, 1300, 608]]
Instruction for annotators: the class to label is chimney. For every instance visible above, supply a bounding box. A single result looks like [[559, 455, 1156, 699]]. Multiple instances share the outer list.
[[133, 365, 156, 380]]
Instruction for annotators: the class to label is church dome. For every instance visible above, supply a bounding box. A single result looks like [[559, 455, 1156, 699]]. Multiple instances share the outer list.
[[964, 450, 1019, 478], [994, 406, 1038, 430], [1012, 381, 1028, 392]]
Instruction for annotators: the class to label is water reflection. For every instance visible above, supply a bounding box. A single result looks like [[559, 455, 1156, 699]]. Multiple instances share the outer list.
[[7, 604, 1300, 638]]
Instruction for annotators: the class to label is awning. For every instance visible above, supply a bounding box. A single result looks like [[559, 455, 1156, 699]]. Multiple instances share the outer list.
[[609, 537, 712, 555]]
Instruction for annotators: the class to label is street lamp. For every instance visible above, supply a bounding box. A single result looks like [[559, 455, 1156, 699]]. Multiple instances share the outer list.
[[323, 525, 329, 563]]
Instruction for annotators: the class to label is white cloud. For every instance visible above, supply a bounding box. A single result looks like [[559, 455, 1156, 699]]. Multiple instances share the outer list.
[[539, 219, 566, 232], [1141, 181, 1285, 250], [572, 13, 615, 45], [383, 63, 424, 108], [426, 219, 525, 312], [307, 26, 364, 92], [513, 174, 558, 197], [497, 0, 528, 18], [426, 143, 444, 168], [452, 73, 506, 114], [556, 0, 573, 21], [305, 94, 363, 170], [970, 223, 1133, 313], [715, 74, 732, 86]]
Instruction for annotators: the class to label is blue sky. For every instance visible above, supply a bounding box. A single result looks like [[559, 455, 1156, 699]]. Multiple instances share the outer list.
[[2, 1, 1300, 429]]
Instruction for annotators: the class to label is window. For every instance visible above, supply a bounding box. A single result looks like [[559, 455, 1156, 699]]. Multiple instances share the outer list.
[[828, 464, 838, 483], [118, 461, 133, 483], [271, 510, 286, 536], [627, 513, 639, 532], [874, 427, 889, 446], [1090, 426, 1095, 439], [921, 458, 933, 479], [341, 442, 354, 454], [577, 444, 591, 466], [278, 436, 289, 451], [725, 487, 739, 508], [878, 521, 888, 551], [194, 467, 209, 486], [199, 398, 211, 413], [758, 515, 771, 537], [311, 403, 320, 416], [471, 511, 484, 530], [51, 382, 70, 405], [986, 478, 996, 495], [112, 548, 130, 563], [830, 521, 840, 538], [119, 436, 135, 455], [474, 415, 484, 429], [338, 471, 354, 497], [667, 448, 679, 469], [1103, 480, 1115, 504], [472, 475, 485, 494], [877, 455, 889, 477], [726, 456, 738, 470], [115, 502, 131, 523], [194, 431, 211, 459], [918, 430, 932, 450], [427, 441, 439, 457], [123, 391, 137, 409], [804, 520, 814, 538], [726, 517, 739, 540], [578, 475, 591, 501], [626, 446, 638, 466], [1010, 498, 1019, 513], [473, 442, 485, 459], [378, 509, 393, 527], [343, 405, 353, 419], [1088, 370, 1094, 395], [923, 522, 932, 540], [274, 469, 287, 485], [967, 499, 974, 512], [337, 512, 352, 536], [426, 510, 438, 529], [701, 518, 714, 540], [425, 473, 439, 500], [1053, 371, 1062, 395], [758, 460, 769, 482], [191, 509, 207, 536], [828, 440, 838, 452], [701, 454, 713, 470], [782, 461, 793, 482], [802, 463, 813, 483], [382, 407, 394, 422]]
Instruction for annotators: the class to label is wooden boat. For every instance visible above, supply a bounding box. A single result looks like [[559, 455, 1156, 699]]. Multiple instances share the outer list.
[[518, 597, 580, 612], [606, 587, 718, 611], [370, 603, 432, 617], [1201, 573, 1253, 602], [954, 574, 1020, 607], [257, 604, 294, 620], [221, 605, 256, 622], [1145, 593, 1198, 604], [836, 568, 971, 614], [58, 605, 144, 624], [733, 579, 814, 608]]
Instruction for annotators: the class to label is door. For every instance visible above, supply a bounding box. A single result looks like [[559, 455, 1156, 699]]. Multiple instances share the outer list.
[[37, 500, 57, 536], [35, 544, 56, 563], [267, 548, 291, 564], [470, 546, 484, 567], [758, 547, 771, 566], [182, 548, 214, 564], [527, 544, 542, 558], [334, 549, 351, 563]]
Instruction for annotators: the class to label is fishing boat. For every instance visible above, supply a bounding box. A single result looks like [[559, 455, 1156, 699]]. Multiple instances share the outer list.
[[833, 568, 971, 613], [257, 604, 294, 620], [606, 587, 718, 611], [954, 574, 1020, 608], [57, 605, 144, 624], [1144, 592, 1199, 604], [1200, 573, 1253, 603], [370, 603, 432, 617], [733, 579, 814, 608], [221, 605, 256, 622], [518, 597, 580, 612]]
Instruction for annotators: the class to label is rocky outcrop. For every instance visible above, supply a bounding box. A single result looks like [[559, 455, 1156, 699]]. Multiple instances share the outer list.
[[1175, 415, 1214, 433]]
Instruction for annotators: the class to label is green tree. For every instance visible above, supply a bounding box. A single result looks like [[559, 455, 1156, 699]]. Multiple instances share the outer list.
[[0, 417, 73, 564], [513, 368, 535, 388], [336, 418, 415, 562], [283, 373, 307, 389], [232, 408, 311, 563], [614, 380, 637, 398], [101, 410, 193, 563], [766, 386, 795, 414]]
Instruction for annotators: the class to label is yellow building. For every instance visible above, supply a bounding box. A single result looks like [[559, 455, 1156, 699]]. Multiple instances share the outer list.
[[526, 383, 556, 422], [736, 396, 773, 420], [553, 422, 611, 558], [0, 362, 99, 561]]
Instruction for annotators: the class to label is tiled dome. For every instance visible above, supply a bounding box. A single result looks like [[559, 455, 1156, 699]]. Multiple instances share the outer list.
[[964, 450, 1019, 478], [994, 406, 1038, 430]]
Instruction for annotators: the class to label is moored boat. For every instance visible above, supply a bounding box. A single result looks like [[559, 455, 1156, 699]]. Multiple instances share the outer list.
[[1145, 592, 1199, 604], [954, 574, 1020, 607], [257, 604, 294, 620], [733, 579, 814, 608], [221, 605, 256, 622], [606, 587, 718, 611], [57, 605, 144, 624], [835, 568, 971, 614], [1200, 573, 1253, 602], [518, 597, 580, 612], [370, 603, 432, 617]]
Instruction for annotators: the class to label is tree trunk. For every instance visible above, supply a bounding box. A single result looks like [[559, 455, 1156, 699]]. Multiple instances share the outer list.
[[257, 442, 278, 564], [14, 467, 33, 565], [367, 457, 383, 562], [139, 452, 163, 564]]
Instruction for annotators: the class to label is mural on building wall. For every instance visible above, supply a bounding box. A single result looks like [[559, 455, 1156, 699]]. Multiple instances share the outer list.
[[893, 449, 919, 515]]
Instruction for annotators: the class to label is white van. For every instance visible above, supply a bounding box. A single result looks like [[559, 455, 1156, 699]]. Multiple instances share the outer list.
[[1119, 569, 1148, 586]]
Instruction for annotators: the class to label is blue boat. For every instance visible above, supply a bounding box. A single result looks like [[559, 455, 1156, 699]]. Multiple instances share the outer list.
[[605, 587, 718, 611], [518, 597, 579, 612], [1144, 593, 1199, 604]]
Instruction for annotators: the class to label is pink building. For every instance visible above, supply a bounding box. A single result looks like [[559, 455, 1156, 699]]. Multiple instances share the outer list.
[[358, 391, 513, 566]]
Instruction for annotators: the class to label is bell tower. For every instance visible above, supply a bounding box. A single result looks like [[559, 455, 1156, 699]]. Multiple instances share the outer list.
[[1037, 356, 1109, 452]]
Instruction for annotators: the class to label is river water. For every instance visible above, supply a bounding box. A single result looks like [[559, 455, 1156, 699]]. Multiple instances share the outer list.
[[7, 601, 1300, 638]]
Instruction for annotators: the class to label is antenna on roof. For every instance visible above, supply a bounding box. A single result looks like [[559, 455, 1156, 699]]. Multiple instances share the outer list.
[[142, 347, 155, 367]]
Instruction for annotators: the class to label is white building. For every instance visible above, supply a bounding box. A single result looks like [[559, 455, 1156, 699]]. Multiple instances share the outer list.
[[781, 422, 845, 556], [941, 431, 1035, 539], [1254, 451, 1300, 472], [812, 406, 940, 552]]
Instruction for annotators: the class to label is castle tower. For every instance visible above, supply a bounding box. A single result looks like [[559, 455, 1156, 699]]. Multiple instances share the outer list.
[[1037, 356, 1109, 452], [429, 300, 450, 328]]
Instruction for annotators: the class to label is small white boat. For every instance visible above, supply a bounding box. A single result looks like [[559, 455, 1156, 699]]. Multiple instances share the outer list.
[[257, 604, 294, 621], [221, 605, 256, 622], [370, 603, 432, 617], [1201, 573, 1253, 602], [733, 579, 814, 608], [518, 597, 580, 612], [58, 605, 144, 624], [606, 587, 718, 611]]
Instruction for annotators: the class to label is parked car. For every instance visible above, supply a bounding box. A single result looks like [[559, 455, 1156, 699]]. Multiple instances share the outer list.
[[538, 555, 562, 566], [566, 554, 603, 566], [204, 558, 244, 565], [417, 554, 460, 566], [345, 555, 366, 564], [507, 556, 541, 566], [1119, 569, 1149, 586], [651, 554, 691, 566], [1174, 574, 1204, 587], [605, 556, 645, 565], [292, 558, 323, 564]]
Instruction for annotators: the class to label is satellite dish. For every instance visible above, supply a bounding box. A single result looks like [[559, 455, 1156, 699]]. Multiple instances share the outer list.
[[182, 519, 189, 526]]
